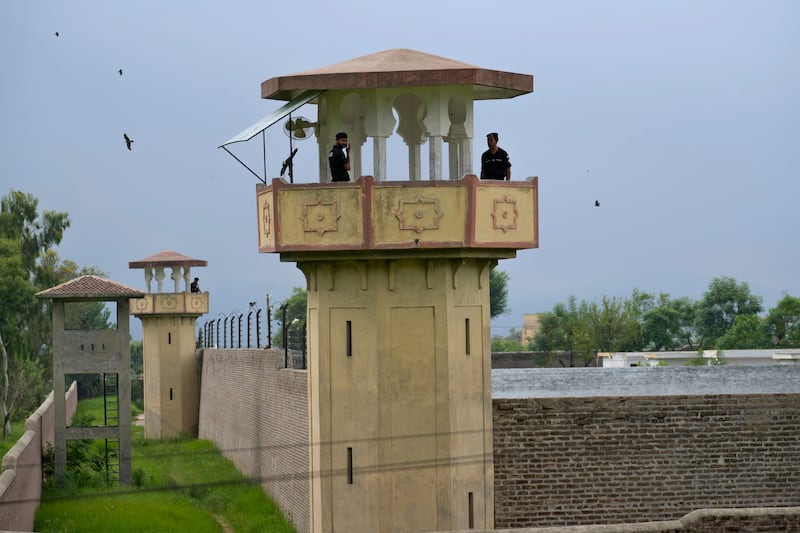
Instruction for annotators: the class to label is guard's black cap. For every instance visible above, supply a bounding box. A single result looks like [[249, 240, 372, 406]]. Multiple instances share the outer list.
[[335, 132, 348, 140]]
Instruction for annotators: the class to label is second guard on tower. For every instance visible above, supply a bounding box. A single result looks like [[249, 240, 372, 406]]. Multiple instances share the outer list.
[[328, 132, 350, 182]]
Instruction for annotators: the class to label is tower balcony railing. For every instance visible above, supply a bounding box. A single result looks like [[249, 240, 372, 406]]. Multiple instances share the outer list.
[[256, 174, 538, 256], [129, 292, 209, 316]]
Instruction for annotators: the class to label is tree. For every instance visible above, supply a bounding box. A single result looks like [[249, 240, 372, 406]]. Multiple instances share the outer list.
[[533, 293, 645, 367], [0, 330, 46, 437], [0, 190, 71, 435], [272, 287, 307, 350], [716, 314, 768, 349], [574, 295, 641, 357], [764, 294, 800, 348], [491, 328, 524, 352], [0, 190, 70, 276], [672, 296, 702, 351], [0, 236, 47, 436], [490, 268, 509, 319], [0, 191, 71, 361], [624, 289, 656, 350], [640, 293, 702, 351], [695, 276, 763, 348], [529, 296, 581, 366], [641, 294, 681, 351], [0, 237, 33, 359], [130, 340, 143, 377], [130, 340, 143, 408]]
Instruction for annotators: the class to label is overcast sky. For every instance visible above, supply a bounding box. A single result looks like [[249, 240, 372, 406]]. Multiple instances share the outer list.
[[2, 1, 798, 340]]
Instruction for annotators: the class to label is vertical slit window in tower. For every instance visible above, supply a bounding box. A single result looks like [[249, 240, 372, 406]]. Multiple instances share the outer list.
[[468, 491, 474, 528], [346, 320, 352, 357], [169, 388, 173, 401], [465, 318, 471, 355], [168, 332, 172, 344], [347, 447, 353, 484], [91, 343, 95, 351]]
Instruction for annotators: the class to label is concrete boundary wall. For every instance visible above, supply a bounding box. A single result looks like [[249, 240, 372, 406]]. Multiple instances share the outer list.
[[492, 393, 800, 529], [444, 506, 800, 532], [197, 357, 800, 533], [0, 381, 77, 532], [198, 349, 309, 533], [492, 365, 800, 399]]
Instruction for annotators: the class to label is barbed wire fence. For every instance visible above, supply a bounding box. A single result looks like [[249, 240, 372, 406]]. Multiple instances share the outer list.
[[196, 296, 306, 369]]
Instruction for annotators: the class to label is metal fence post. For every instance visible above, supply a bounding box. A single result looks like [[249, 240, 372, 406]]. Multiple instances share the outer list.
[[282, 304, 288, 367]]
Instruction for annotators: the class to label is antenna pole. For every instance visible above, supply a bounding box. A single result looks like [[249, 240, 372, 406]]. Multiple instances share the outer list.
[[288, 112, 294, 183], [262, 130, 267, 183]]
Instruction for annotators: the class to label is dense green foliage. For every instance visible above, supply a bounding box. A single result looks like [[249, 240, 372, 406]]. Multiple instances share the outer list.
[[130, 340, 144, 409], [0, 191, 69, 435], [694, 276, 763, 346], [763, 294, 800, 347], [490, 268, 510, 319], [530, 277, 799, 366], [0, 190, 120, 436], [272, 286, 307, 350], [491, 327, 524, 352]]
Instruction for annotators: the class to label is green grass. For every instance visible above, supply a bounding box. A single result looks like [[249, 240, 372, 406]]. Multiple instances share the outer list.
[[71, 396, 142, 426], [35, 491, 222, 533], [35, 401, 297, 533], [0, 422, 26, 459]]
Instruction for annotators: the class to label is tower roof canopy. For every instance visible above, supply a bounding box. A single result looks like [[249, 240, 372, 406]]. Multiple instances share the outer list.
[[261, 48, 533, 102], [129, 250, 208, 269], [36, 275, 144, 300]]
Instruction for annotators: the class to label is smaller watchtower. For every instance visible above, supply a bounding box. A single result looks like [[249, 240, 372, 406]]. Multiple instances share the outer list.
[[129, 250, 208, 439], [37, 275, 144, 485]]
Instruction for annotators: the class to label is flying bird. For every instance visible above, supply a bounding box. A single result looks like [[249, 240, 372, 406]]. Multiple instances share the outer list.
[[594, 200, 600, 207], [123, 133, 133, 151], [54, 32, 59, 37], [118, 69, 123, 76]]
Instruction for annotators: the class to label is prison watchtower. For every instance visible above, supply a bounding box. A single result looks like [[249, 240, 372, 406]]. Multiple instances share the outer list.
[[37, 275, 144, 485], [225, 48, 536, 533], [129, 250, 208, 438]]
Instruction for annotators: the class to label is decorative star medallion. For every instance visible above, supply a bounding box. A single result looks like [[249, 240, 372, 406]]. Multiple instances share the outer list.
[[189, 295, 204, 311], [394, 196, 443, 234], [161, 295, 178, 310], [302, 198, 341, 236], [491, 195, 518, 233]]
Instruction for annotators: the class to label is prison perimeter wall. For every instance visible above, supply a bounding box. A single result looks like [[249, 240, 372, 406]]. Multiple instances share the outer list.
[[197, 354, 800, 533], [492, 365, 800, 530], [198, 348, 309, 533], [0, 381, 77, 532]]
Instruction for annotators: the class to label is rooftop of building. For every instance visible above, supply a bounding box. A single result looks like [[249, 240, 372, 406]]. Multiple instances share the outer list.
[[261, 48, 534, 101], [129, 250, 208, 269], [36, 275, 144, 300]]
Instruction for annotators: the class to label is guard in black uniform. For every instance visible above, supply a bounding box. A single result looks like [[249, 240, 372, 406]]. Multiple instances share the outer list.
[[480, 132, 511, 181], [328, 132, 351, 182]]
